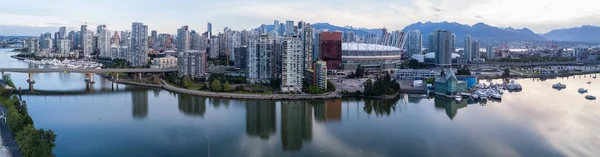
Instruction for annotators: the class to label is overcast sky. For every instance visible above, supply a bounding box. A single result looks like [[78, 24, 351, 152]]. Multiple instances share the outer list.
[[1, 0, 598, 35]]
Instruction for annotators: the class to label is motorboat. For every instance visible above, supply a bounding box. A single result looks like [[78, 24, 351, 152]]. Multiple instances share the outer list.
[[578, 88, 588, 93], [593, 76, 597, 79], [489, 92, 502, 99], [552, 83, 566, 89], [455, 95, 462, 101], [585, 95, 596, 100], [587, 81, 592, 84], [476, 90, 488, 98], [471, 94, 479, 100]]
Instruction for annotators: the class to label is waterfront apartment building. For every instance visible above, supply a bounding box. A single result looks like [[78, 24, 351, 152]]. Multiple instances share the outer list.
[[24, 38, 40, 54], [464, 35, 472, 61], [315, 61, 328, 90], [247, 35, 274, 84], [98, 29, 112, 58], [430, 30, 454, 66], [281, 36, 303, 92], [406, 30, 422, 57], [207, 22, 212, 37], [319, 32, 342, 70], [153, 56, 178, 68], [130, 22, 148, 67], [298, 22, 313, 71], [110, 44, 120, 60], [58, 39, 71, 53], [178, 50, 207, 78], [285, 20, 295, 36], [80, 24, 88, 47], [82, 30, 94, 57]]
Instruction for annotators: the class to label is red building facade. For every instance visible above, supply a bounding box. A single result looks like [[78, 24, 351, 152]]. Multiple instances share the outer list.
[[319, 32, 342, 70]]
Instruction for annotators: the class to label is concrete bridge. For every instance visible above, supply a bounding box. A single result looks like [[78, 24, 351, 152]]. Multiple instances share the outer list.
[[0, 68, 177, 85]]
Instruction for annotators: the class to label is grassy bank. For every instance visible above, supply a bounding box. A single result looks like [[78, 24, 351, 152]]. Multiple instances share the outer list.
[[1, 74, 56, 157]]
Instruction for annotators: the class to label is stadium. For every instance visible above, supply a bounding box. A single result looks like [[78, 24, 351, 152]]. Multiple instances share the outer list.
[[341, 42, 403, 71]]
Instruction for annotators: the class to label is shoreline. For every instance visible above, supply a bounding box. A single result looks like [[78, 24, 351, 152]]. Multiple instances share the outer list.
[[107, 77, 342, 100], [474, 70, 600, 79], [0, 104, 23, 157]]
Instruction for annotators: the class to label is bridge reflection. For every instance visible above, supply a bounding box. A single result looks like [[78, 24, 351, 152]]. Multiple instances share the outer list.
[[19, 84, 147, 96]]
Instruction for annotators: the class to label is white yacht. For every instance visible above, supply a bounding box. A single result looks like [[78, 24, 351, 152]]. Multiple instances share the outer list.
[[455, 95, 462, 101], [578, 88, 588, 93]]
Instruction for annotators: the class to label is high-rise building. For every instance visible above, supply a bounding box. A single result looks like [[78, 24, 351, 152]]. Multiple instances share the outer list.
[[472, 40, 480, 59], [120, 31, 130, 46], [130, 22, 148, 67], [346, 31, 355, 42], [39, 32, 52, 50], [430, 30, 454, 66], [406, 30, 422, 57], [247, 35, 274, 84], [110, 44, 120, 59], [209, 37, 219, 58], [80, 24, 88, 48], [58, 39, 71, 53], [97, 25, 106, 34], [53, 32, 59, 48], [486, 45, 495, 59], [98, 28, 111, 58], [319, 32, 342, 70], [59, 27, 67, 39], [298, 22, 313, 71], [261, 24, 267, 35], [464, 35, 472, 61], [68, 31, 77, 50], [24, 38, 39, 53], [207, 22, 212, 37], [281, 36, 303, 92], [151, 30, 158, 49], [285, 20, 295, 36], [273, 20, 280, 34], [315, 61, 327, 90], [234, 46, 247, 70], [177, 25, 190, 52], [178, 50, 207, 78], [111, 31, 120, 45], [191, 31, 209, 51], [82, 30, 94, 57]]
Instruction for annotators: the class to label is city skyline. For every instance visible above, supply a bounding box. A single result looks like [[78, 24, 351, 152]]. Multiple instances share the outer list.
[[1, 0, 598, 36]]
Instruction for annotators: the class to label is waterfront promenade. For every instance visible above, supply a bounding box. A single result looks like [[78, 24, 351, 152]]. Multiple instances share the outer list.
[[111, 79, 342, 100]]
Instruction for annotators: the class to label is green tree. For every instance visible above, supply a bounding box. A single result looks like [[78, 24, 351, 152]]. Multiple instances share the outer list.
[[308, 85, 323, 94], [223, 81, 232, 92], [2, 74, 15, 88], [16, 125, 56, 157], [7, 108, 25, 133], [181, 75, 192, 89], [326, 80, 336, 92], [211, 79, 222, 92], [502, 68, 511, 77], [363, 79, 373, 96], [151, 75, 161, 85]]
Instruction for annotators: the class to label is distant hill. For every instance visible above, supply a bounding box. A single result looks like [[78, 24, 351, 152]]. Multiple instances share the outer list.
[[542, 25, 600, 43], [0, 25, 62, 36], [402, 21, 547, 45], [260, 22, 382, 36]]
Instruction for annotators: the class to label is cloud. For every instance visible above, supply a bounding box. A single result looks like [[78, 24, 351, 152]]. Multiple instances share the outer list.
[[0, 0, 599, 35]]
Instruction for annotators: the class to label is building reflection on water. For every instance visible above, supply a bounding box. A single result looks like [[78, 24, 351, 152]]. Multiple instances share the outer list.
[[281, 101, 312, 151], [178, 94, 207, 117], [313, 100, 342, 123], [434, 96, 467, 120], [131, 90, 148, 119], [245, 100, 276, 139]]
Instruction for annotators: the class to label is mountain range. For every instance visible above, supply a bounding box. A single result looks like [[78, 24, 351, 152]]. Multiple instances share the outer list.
[[541, 25, 600, 43], [261, 22, 600, 44]]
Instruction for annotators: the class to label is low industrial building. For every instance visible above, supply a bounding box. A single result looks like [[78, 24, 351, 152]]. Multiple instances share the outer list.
[[395, 69, 437, 80], [434, 68, 467, 96]]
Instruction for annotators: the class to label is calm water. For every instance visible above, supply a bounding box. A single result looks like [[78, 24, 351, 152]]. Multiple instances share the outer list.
[[1, 48, 599, 157]]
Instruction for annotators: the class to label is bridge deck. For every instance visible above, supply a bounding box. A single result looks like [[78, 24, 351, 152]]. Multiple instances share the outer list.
[[0, 68, 178, 73]]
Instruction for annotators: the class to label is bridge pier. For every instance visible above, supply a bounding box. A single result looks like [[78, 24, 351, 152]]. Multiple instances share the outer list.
[[26, 73, 35, 84], [1, 71, 4, 77], [115, 72, 119, 81], [137, 72, 142, 80], [85, 73, 96, 84]]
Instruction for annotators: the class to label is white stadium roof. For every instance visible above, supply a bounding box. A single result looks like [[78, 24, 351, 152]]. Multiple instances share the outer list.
[[342, 42, 401, 52]]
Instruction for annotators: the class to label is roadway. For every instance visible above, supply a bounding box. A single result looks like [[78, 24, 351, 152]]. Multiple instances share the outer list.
[[0, 68, 178, 73]]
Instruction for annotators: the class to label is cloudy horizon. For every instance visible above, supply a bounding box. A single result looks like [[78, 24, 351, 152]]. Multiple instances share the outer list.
[[1, 0, 598, 36]]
